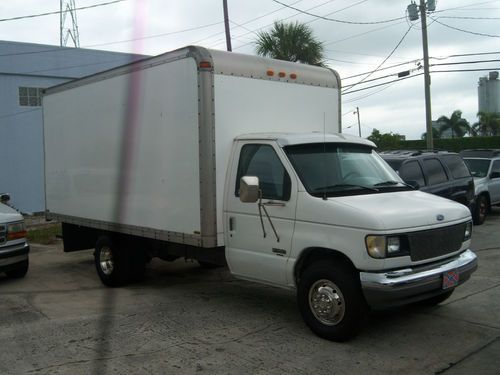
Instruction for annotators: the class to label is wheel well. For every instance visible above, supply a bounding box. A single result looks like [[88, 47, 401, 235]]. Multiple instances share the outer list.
[[294, 248, 356, 285]]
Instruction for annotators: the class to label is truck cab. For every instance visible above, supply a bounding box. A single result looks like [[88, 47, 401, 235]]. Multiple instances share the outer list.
[[224, 133, 477, 341], [0, 194, 29, 279]]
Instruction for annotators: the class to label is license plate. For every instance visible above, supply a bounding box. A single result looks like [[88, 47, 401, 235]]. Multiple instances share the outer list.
[[442, 269, 459, 289]]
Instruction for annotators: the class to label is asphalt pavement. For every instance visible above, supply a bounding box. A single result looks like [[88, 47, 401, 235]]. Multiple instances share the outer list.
[[1, 208, 499, 375]]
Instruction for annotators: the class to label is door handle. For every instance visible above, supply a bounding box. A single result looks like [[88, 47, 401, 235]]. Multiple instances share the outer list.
[[229, 217, 235, 231], [263, 201, 286, 207]]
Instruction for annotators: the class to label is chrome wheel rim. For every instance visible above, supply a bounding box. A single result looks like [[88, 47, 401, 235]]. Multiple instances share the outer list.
[[99, 246, 114, 276], [309, 279, 345, 326]]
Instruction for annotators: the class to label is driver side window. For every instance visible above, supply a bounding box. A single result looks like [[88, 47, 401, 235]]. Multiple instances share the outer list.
[[235, 144, 291, 201]]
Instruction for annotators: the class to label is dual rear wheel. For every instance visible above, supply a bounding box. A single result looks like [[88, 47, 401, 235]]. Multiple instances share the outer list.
[[94, 236, 146, 287]]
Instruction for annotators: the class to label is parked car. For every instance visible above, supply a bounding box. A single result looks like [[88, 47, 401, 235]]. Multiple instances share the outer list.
[[380, 150, 476, 218], [0, 194, 29, 278], [460, 149, 500, 225]]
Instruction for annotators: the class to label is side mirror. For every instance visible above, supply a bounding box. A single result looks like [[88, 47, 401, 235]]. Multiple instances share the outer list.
[[239, 176, 260, 203], [405, 180, 420, 189], [0, 193, 10, 204], [490, 171, 500, 179]]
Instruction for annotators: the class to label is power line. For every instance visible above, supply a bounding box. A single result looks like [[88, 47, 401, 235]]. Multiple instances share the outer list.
[[431, 68, 500, 73], [0, 0, 125, 23], [343, 81, 398, 104], [342, 59, 420, 80], [271, 0, 406, 25], [439, 15, 500, 20], [343, 73, 424, 95], [430, 59, 500, 67], [342, 25, 414, 94], [85, 21, 223, 48], [430, 17, 500, 37]]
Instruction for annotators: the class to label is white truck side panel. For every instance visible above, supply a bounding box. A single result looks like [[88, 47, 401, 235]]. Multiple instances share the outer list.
[[44, 58, 201, 234], [213, 74, 339, 242]]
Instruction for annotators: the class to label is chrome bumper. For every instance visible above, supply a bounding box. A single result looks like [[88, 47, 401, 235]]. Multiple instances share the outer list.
[[0, 242, 30, 268], [360, 249, 478, 308]]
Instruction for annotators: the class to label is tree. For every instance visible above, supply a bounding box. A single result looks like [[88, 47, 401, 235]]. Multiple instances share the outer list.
[[436, 110, 470, 138], [473, 111, 500, 136], [368, 129, 405, 149], [255, 21, 325, 66], [421, 127, 441, 140]]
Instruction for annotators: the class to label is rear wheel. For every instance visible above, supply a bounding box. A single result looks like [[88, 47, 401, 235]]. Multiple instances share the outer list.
[[94, 236, 136, 287], [473, 195, 488, 225], [5, 258, 29, 278], [297, 260, 367, 341]]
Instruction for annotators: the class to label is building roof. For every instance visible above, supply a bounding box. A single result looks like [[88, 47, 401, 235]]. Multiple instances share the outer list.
[[0, 40, 147, 79]]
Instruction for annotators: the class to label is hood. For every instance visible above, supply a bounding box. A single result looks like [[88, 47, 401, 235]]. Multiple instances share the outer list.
[[0, 203, 23, 223], [298, 190, 471, 231]]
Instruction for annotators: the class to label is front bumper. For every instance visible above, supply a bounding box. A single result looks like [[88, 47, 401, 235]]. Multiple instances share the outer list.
[[360, 249, 477, 308], [0, 242, 30, 270]]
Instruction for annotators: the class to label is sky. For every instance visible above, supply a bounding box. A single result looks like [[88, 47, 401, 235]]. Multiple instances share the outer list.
[[0, 0, 499, 140]]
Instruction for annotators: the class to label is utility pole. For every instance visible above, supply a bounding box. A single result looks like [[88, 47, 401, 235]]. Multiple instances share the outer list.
[[420, 0, 433, 149], [223, 0, 232, 52], [354, 107, 361, 137], [407, 0, 435, 149]]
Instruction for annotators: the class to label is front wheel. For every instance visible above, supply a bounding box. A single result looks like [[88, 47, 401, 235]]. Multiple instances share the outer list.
[[473, 195, 488, 225], [297, 260, 367, 342]]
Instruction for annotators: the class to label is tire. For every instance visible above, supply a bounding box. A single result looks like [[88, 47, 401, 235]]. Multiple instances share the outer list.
[[473, 195, 488, 225], [94, 236, 133, 287], [5, 258, 29, 278], [297, 260, 368, 342], [417, 290, 454, 306]]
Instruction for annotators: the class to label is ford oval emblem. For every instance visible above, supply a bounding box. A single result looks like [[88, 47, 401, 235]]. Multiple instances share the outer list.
[[436, 214, 445, 221]]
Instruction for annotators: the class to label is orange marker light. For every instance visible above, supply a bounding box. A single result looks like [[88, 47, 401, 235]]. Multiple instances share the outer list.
[[199, 61, 212, 69], [290, 73, 297, 79], [266, 70, 274, 76], [278, 71, 286, 78]]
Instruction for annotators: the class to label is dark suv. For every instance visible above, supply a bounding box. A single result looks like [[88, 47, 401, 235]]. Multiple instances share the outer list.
[[380, 150, 476, 220]]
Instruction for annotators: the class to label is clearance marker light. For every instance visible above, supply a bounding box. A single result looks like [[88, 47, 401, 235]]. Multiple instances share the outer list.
[[266, 70, 274, 76], [278, 71, 286, 78], [199, 61, 212, 69], [290, 73, 297, 79]]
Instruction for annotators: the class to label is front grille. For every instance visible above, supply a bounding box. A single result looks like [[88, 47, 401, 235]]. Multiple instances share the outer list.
[[408, 223, 466, 261], [0, 224, 6, 245]]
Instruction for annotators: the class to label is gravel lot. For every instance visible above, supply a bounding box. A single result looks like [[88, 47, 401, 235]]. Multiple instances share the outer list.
[[1, 208, 499, 375]]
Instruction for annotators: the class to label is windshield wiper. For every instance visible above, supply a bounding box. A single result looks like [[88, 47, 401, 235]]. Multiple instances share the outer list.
[[313, 184, 379, 193], [374, 180, 415, 189]]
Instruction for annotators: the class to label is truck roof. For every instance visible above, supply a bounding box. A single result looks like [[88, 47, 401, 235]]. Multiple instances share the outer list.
[[44, 45, 340, 95], [234, 133, 375, 147]]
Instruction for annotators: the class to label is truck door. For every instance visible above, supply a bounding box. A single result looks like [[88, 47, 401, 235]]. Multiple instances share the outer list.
[[224, 142, 297, 286]]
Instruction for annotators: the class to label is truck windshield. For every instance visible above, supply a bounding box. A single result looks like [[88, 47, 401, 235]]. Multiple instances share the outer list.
[[463, 158, 491, 178], [284, 143, 409, 197]]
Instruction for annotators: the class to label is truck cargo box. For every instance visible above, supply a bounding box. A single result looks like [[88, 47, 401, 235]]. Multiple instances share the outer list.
[[43, 46, 340, 248]]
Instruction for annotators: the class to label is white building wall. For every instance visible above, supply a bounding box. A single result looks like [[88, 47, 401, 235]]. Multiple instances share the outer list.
[[0, 40, 146, 213]]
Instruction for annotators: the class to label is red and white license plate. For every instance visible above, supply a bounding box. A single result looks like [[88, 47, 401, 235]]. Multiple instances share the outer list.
[[442, 269, 459, 290]]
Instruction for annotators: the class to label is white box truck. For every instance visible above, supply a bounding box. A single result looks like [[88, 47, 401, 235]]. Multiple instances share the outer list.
[[43, 46, 477, 341]]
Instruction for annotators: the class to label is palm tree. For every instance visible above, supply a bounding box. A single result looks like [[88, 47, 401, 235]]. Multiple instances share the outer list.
[[437, 110, 470, 138], [473, 111, 500, 136], [255, 21, 325, 66]]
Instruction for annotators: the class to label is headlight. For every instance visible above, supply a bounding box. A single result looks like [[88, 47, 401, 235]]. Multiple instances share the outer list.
[[366, 235, 408, 259], [7, 222, 27, 241], [365, 235, 386, 259], [464, 221, 472, 241]]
